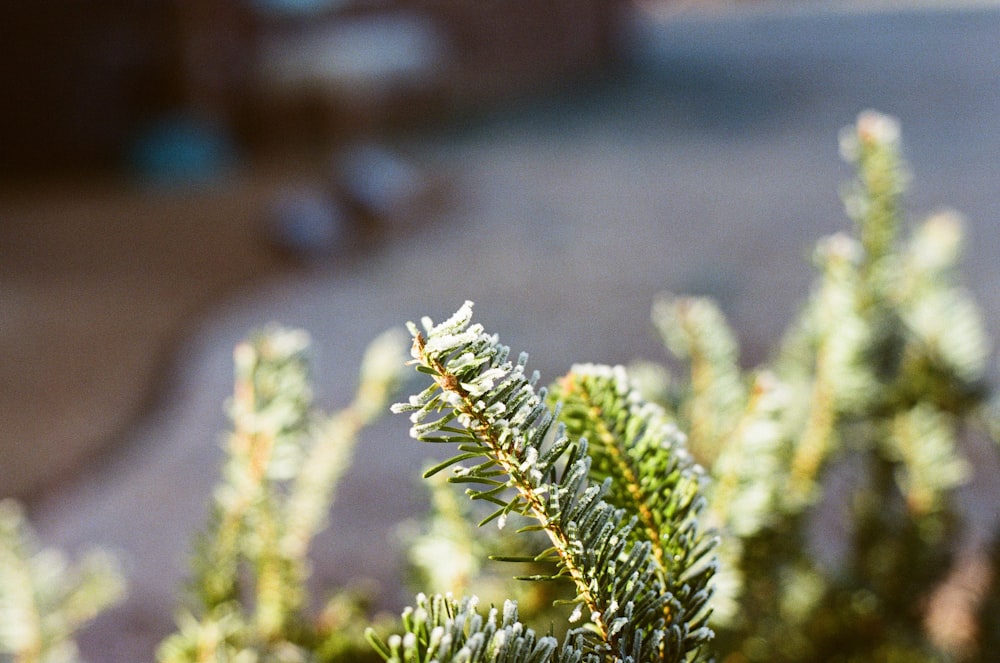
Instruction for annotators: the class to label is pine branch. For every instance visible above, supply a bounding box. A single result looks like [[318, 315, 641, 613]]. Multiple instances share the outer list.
[[194, 326, 314, 623], [839, 109, 907, 282], [161, 325, 407, 662], [391, 302, 715, 662], [549, 364, 716, 651], [707, 371, 789, 537], [366, 594, 567, 663], [783, 234, 872, 508], [0, 499, 124, 663], [651, 295, 745, 465], [882, 404, 968, 520], [894, 213, 990, 410]]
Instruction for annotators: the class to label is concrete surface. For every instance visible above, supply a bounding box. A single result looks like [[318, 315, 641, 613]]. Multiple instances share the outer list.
[[30, 3, 1000, 660]]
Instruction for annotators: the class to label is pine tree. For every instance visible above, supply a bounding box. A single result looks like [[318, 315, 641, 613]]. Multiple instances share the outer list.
[[649, 110, 1000, 661]]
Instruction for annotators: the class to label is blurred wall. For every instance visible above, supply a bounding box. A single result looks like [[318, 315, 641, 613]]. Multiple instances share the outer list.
[[0, 0, 626, 177], [0, 2, 182, 175]]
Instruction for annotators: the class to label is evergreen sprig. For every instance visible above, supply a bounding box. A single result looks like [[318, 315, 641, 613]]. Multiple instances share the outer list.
[[0, 499, 124, 663], [549, 364, 715, 651], [651, 296, 745, 466], [386, 302, 715, 662], [158, 326, 408, 662], [366, 593, 563, 663]]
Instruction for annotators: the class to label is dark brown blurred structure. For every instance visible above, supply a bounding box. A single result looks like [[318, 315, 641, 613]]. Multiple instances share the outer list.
[[0, 0, 627, 502], [0, 2, 178, 174], [0, 0, 625, 176]]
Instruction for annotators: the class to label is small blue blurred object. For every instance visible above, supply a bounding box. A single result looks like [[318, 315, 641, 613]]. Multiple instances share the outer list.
[[250, 0, 345, 17], [333, 142, 430, 223], [264, 187, 347, 260], [129, 114, 235, 187]]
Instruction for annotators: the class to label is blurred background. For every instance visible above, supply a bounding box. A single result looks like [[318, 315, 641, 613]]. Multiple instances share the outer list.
[[2, 0, 626, 502], [3, 0, 1000, 658]]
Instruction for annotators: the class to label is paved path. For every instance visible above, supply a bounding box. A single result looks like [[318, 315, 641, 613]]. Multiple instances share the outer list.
[[33, 4, 1000, 659]]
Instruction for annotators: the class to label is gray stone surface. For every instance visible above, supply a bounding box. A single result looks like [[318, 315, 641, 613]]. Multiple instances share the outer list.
[[32, 3, 1000, 659]]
